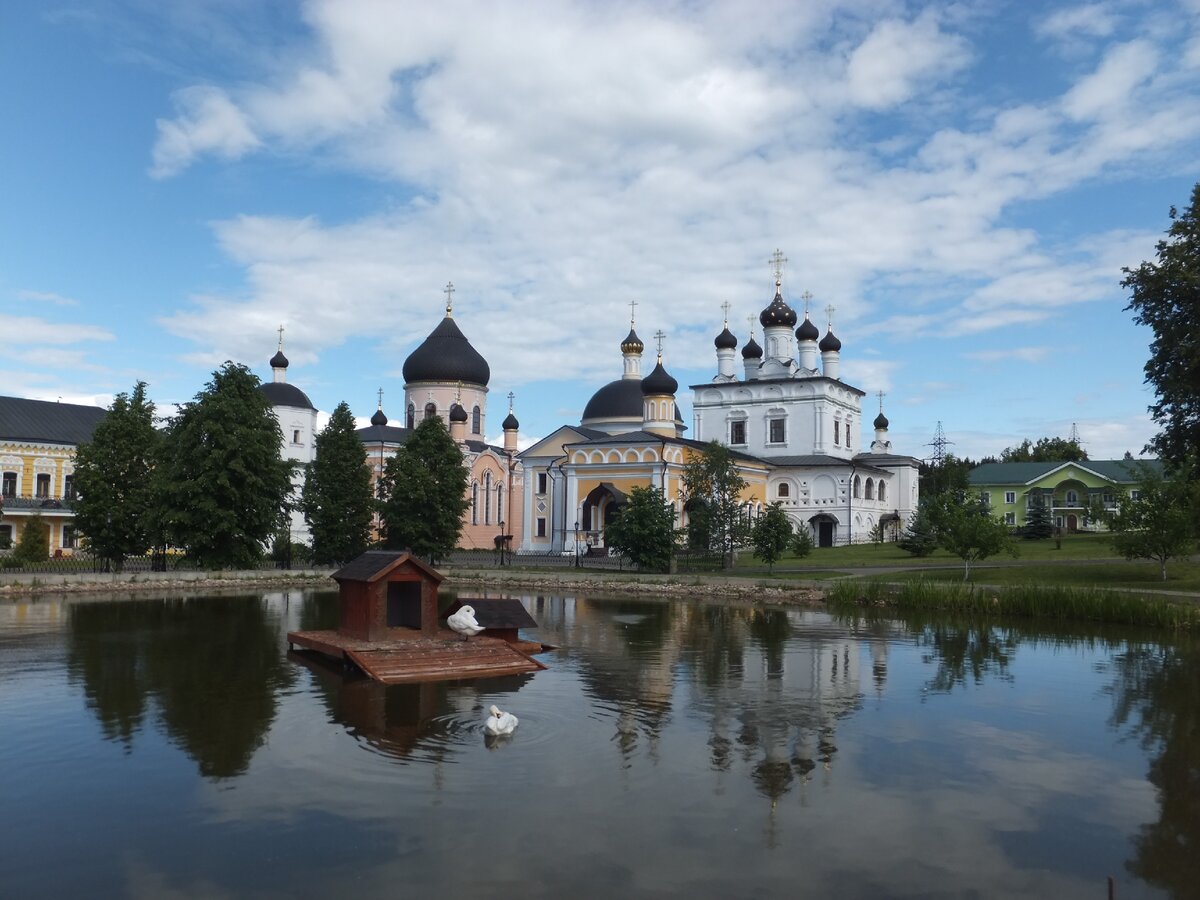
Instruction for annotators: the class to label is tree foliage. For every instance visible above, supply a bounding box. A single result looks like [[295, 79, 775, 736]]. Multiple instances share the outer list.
[[301, 401, 374, 565], [919, 454, 973, 499], [1108, 465, 1197, 581], [898, 502, 939, 557], [157, 363, 294, 569], [1022, 499, 1053, 540], [999, 436, 1088, 463], [13, 515, 50, 564], [72, 381, 160, 571], [751, 503, 793, 572], [930, 493, 1017, 580], [604, 485, 676, 572], [1123, 183, 1200, 469], [377, 416, 468, 563], [790, 523, 814, 558], [681, 441, 749, 567]]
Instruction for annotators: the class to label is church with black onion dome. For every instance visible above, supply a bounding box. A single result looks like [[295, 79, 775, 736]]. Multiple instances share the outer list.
[[259, 327, 318, 543]]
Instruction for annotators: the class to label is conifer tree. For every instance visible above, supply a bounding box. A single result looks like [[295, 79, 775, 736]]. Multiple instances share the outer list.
[[751, 503, 793, 572], [378, 416, 467, 563], [301, 401, 373, 565], [72, 381, 160, 571]]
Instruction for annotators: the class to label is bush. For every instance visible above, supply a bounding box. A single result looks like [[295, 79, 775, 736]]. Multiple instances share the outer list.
[[13, 517, 50, 564], [0, 556, 22, 569], [791, 526, 814, 558]]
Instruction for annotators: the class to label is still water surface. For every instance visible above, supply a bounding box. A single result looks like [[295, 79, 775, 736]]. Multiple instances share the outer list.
[[1, 588, 1196, 899]]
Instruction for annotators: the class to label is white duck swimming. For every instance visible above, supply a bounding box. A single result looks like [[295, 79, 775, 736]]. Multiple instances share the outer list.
[[484, 704, 519, 736], [447, 605, 485, 641]]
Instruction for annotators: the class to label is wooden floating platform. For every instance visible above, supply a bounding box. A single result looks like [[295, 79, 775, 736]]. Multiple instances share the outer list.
[[286, 628, 547, 684]]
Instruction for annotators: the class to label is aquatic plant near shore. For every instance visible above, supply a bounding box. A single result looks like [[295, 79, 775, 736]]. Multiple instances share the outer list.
[[825, 579, 1200, 630]]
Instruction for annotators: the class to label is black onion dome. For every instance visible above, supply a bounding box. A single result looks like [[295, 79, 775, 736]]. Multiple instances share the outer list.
[[796, 315, 820, 341], [449, 402, 468, 422], [759, 286, 797, 328], [819, 330, 842, 352], [742, 336, 763, 359], [714, 327, 738, 350], [269, 350, 289, 369], [402, 316, 491, 386], [582, 379, 644, 421], [371, 408, 388, 426], [641, 361, 678, 396], [502, 411, 519, 430], [873, 412, 889, 430], [259, 382, 315, 410], [620, 328, 644, 354]]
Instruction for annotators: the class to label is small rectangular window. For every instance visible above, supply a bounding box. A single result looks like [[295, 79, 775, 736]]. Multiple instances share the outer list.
[[980, 492, 991, 505], [1004, 491, 1016, 504], [768, 418, 785, 444], [3, 472, 17, 497], [730, 420, 746, 445], [833, 421, 841, 445], [62, 525, 76, 549], [64, 474, 75, 501], [293, 429, 301, 444], [537, 473, 548, 494], [1130, 490, 1141, 501], [1004, 512, 1015, 525], [536, 517, 546, 538], [36, 473, 51, 498]]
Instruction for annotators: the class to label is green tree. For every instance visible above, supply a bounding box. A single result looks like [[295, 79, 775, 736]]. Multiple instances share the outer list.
[[1023, 496, 1054, 540], [750, 503, 793, 572], [934, 494, 1017, 581], [1123, 183, 1200, 469], [13, 515, 50, 564], [1108, 466, 1196, 581], [72, 381, 160, 571], [603, 485, 676, 571], [898, 502, 939, 557], [919, 453, 973, 499], [790, 523, 814, 558], [377, 416, 467, 563], [999, 436, 1088, 462], [681, 441, 749, 568], [301, 401, 374, 565], [157, 362, 294, 569]]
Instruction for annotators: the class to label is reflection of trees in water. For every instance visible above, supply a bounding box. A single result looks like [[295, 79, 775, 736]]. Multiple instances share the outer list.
[[1106, 639, 1200, 897], [911, 616, 1018, 693], [68, 595, 295, 778]]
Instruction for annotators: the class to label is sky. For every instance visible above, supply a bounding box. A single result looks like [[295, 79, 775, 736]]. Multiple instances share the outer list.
[[2, 0, 1198, 462]]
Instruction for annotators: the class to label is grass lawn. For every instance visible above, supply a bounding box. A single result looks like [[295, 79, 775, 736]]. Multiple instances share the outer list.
[[876, 559, 1200, 593], [739, 532, 1124, 568]]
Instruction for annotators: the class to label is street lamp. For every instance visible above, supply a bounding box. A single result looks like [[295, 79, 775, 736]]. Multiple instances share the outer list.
[[498, 519, 505, 566], [574, 520, 581, 569]]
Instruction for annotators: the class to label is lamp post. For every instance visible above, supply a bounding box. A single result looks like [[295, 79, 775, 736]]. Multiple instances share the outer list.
[[574, 520, 581, 569], [498, 519, 505, 567]]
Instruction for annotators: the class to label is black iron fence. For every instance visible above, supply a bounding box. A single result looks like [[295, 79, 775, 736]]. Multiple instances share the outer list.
[[0, 552, 299, 576], [446, 548, 638, 572]]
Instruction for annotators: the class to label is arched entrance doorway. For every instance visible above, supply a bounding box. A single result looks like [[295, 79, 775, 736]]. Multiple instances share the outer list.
[[809, 513, 838, 548], [581, 483, 629, 550]]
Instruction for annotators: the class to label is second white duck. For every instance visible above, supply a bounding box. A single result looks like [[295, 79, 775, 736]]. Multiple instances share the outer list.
[[484, 704, 519, 736], [447, 605, 485, 641]]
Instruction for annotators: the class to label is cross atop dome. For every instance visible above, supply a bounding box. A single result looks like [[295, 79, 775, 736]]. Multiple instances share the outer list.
[[721, 300, 731, 327], [629, 299, 638, 327], [277, 323, 285, 349], [801, 290, 812, 315], [653, 329, 666, 361], [444, 281, 455, 317], [825, 304, 836, 328], [377, 387, 384, 409], [770, 248, 788, 284]]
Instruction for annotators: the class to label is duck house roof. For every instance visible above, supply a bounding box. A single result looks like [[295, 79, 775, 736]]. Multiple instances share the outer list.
[[332, 551, 444, 585], [444, 599, 538, 630]]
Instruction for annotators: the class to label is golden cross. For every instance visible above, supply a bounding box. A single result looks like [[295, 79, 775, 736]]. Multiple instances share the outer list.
[[444, 281, 456, 315], [770, 248, 788, 282], [746, 315, 756, 339], [720, 301, 731, 327], [800, 290, 813, 315], [277, 324, 285, 349], [507, 391, 515, 411], [825, 304, 836, 328], [653, 329, 666, 359], [377, 387, 384, 409], [629, 299, 638, 327]]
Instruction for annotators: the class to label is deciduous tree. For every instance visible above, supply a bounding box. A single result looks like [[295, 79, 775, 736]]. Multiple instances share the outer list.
[[933, 494, 1017, 580], [377, 416, 467, 563], [681, 441, 749, 568], [1108, 465, 1196, 581], [158, 363, 294, 569], [999, 436, 1088, 462], [301, 401, 373, 565], [72, 381, 160, 571], [751, 503, 793, 572], [604, 485, 676, 572], [1123, 183, 1200, 469]]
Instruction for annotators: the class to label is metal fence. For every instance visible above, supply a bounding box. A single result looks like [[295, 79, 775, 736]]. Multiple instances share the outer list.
[[446, 548, 639, 572], [0, 552, 298, 576]]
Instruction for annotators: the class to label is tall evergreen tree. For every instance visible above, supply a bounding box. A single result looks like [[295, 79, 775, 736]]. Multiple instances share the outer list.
[[158, 363, 294, 569], [301, 401, 373, 565], [1123, 183, 1200, 469], [604, 485, 676, 571], [378, 416, 467, 563], [750, 503, 793, 572], [72, 381, 160, 571], [681, 441, 749, 568]]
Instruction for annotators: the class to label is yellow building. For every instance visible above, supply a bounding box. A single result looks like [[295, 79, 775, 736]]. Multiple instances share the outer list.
[[0, 395, 107, 554]]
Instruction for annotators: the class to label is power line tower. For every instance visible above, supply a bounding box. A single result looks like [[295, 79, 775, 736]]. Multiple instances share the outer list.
[[927, 421, 952, 465], [1068, 422, 1082, 446]]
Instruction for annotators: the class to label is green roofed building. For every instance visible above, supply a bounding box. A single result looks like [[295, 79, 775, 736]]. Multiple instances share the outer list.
[[967, 459, 1162, 533]]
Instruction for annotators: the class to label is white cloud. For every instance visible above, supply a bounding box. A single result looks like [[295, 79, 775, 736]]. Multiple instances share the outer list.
[[1035, 4, 1119, 41], [0, 314, 113, 346], [151, 86, 261, 178], [15, 289, 78, 307], [964, 347, 1052, 363], [1062, 40, 1158, 121], [844, 13, 971, 109]]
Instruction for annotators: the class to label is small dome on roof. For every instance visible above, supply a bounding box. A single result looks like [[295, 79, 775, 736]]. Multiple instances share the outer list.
[[449, 402, 468, 423], [796, 315, 820, 341], [502, 411, 519, 430], [620, 328, 644, 354], [270, 350, 289, 369], [714, 327, 738, 350], [819, 330, 842, 352], [742, 336, 763, 359], [641, 361, 678, 396], [759, 284, 798, 329], [259, 382, 315, 411], [371, 407, 388, 427], [874, 411, 889, 430]]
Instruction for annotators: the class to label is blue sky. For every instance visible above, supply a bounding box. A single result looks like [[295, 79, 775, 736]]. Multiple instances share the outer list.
[[3, 0, 1198, 461]]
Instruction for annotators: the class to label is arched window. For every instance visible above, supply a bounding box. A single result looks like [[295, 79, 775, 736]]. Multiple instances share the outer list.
[[865, 478, 874, 500], [424, 402, 436, 421], [472, 405, 481, 434], [497, 484, 504, 524], [406, 403, 415, 429], [853, 475, 861, 499], [878, 481, 887, 502], [1066, 489, 1079, 505], [484, 472, 492, 524], [777, 483, 790, 498], [471, 482, 479, 524]]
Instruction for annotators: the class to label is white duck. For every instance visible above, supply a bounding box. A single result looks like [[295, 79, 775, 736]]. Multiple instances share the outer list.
[[447, 605, 485, 641], [484, 704, 519, 736]]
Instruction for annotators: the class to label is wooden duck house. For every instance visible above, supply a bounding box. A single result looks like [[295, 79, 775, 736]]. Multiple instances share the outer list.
[[332, 551, 443, 640]]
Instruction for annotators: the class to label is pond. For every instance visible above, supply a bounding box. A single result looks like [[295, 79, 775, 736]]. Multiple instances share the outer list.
[[0, 588, 1196, 899]]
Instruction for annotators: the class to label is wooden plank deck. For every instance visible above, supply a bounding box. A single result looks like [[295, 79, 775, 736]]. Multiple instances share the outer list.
[[287, 628, 547, 684]]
